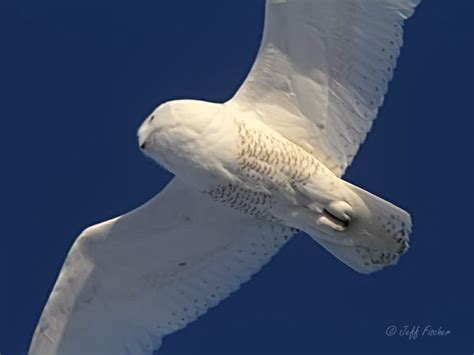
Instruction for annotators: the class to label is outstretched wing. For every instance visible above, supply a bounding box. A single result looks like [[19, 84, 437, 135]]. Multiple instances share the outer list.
[[29, 178, 295, 355], [229, 0, 420, 176]]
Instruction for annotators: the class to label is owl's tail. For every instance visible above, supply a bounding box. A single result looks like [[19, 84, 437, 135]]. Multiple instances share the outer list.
[[307, 181, 412, 274]]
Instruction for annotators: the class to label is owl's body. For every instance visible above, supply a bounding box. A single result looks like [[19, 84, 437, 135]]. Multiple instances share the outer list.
[[139, 100, 410, 261]]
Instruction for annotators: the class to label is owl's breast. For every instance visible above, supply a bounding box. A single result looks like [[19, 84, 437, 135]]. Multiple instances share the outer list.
[[234, 119, 320, 191], [203, 118, 325, 222]]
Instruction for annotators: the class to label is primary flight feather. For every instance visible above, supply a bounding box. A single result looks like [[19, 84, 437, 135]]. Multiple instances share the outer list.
[[30, 0, 421, 354]]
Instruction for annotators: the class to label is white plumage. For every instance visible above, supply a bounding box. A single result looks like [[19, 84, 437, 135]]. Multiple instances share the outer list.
[[233, 0, 420, 176], [29, 179, 294, 354], [29, 1, 421, 354]]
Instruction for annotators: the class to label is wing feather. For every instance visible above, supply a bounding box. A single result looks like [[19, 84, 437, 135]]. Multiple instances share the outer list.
[[29, 179, 295, 355], [230, 0, 421, 176]]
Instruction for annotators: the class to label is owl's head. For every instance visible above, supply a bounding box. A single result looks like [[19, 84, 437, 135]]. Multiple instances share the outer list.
[[137, 99, 223, 173]]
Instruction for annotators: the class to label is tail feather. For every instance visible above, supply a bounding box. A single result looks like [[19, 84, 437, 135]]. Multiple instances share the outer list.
[[314, 238, 401, 274], [311, 181, 412, 274], [344, 180, 412, 254]]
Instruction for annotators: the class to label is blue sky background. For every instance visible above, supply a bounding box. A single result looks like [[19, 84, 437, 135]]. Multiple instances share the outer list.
[[2, 1, 472, 354]]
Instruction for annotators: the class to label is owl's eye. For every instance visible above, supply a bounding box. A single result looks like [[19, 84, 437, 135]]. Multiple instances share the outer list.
[[149, 115, 155, 121]]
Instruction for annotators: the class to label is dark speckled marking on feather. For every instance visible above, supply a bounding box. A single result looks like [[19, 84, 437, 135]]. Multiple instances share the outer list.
[[207, 183, 280, 222], [355, 246, 398, 267], [207, 120, 319, 223], [235, 120, 319, 187]]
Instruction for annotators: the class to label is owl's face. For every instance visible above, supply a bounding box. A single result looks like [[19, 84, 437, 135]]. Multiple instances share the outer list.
[[137, 101, 177, 172], [138, 102, 169, 150]]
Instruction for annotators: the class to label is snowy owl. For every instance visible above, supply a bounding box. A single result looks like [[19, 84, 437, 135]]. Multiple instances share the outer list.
[[30, 0, 421, 354]]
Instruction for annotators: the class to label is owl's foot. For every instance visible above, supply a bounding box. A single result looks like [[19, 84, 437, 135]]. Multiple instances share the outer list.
[[319, 201, 353, 231]]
